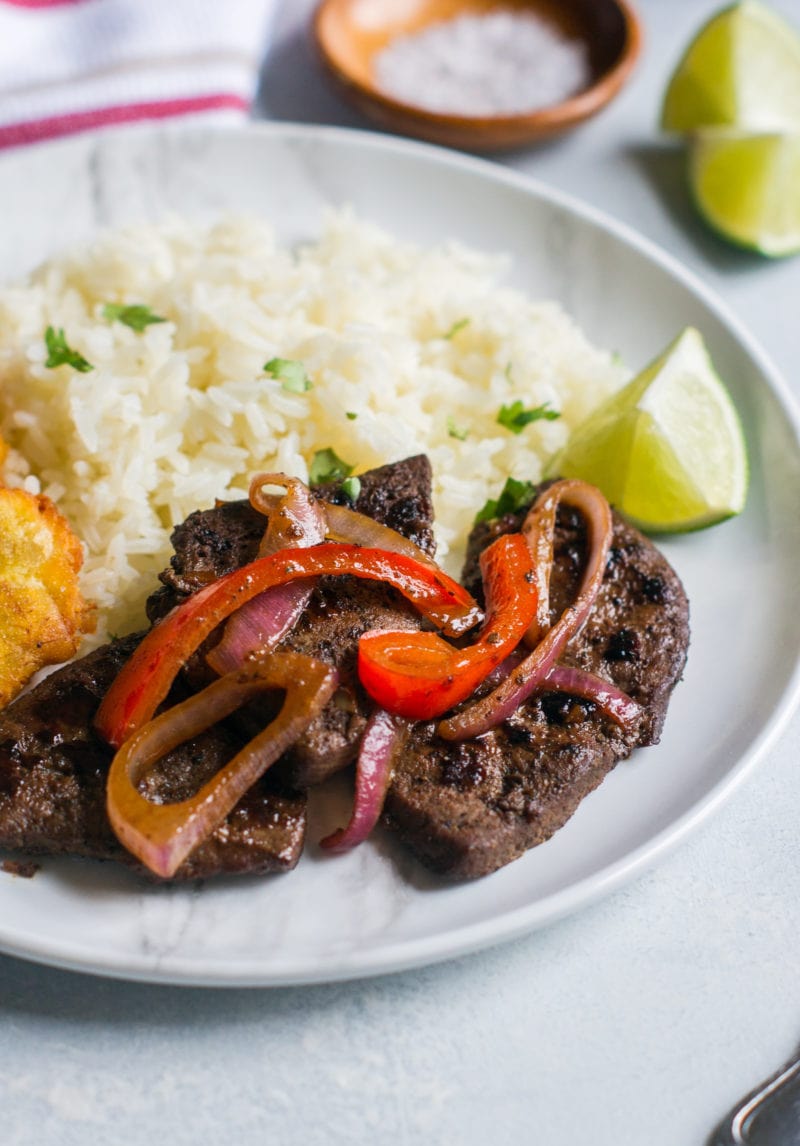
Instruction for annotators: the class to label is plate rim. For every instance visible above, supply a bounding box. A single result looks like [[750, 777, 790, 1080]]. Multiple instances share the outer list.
[[0, 119, 799, 987]]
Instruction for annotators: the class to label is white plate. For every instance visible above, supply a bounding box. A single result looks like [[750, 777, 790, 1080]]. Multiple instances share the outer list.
[[0, 123, 799, 987]]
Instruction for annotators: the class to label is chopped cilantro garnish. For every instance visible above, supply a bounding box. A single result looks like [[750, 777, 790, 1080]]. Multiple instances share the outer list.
[[308, 447, 354, 486], [102, 303, 167, 332], [447, 416, 468, 441], [474, 477, 537, 524], [340, 476, 361, 502], [264, 357, 312, 393], [497, 400, 560, 434], [44, 326, 93, 373], [345, 411, 358, 421], [443, 317, 470, 340]]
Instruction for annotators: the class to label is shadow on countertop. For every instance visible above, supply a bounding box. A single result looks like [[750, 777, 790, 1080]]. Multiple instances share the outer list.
[[255, 19, 372, 132], [626, 140, 795, 281]]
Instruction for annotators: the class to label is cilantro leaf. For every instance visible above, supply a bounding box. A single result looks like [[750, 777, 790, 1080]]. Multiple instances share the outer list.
[[308, 447, 354, 487], [264, 357, 312, 394], [497, 400, 561, 434], [447, 416, 468, 441], [103, 303, 167, 332], [443, 317, 470, 340], [340, 476, 361, 502], [474, 477, 537, 525], [44, 326, 93, 373], [345, 411, 358, 421]]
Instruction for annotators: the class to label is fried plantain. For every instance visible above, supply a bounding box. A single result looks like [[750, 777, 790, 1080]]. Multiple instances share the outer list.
[[0, 488, 94, 707]]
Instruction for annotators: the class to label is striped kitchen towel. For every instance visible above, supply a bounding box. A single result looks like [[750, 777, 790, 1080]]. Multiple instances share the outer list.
[[0, 0, 279, 149]]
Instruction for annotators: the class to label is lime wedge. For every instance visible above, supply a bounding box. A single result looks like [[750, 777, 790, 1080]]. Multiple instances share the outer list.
[[689, 129, 800, 255], [661, 1, 800, 133], [547, 328, 748, 533]]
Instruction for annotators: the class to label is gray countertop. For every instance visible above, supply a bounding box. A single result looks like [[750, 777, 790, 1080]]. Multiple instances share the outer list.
[[2, 1, 800, 1143]]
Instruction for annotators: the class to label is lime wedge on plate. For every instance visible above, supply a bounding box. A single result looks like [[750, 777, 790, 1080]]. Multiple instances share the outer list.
[[661, 1, 800, 133], [689, 129, 800, 255], [547, 328, 748, 533]]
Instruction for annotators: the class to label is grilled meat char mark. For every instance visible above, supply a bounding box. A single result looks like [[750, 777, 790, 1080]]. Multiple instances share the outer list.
[[148, 455, 437, 787], [0, 635, 306, 879], [383, 491, 690, 881]]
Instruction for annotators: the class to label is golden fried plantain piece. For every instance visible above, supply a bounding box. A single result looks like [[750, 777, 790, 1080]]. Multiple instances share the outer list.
[[0, 488, 94, 707]]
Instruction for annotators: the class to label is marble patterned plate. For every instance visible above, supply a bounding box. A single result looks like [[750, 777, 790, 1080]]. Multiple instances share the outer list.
[[0, 123, 798, 986]]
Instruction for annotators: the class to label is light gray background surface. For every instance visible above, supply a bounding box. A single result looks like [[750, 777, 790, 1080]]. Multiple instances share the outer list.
[[2, 1, 800, 1143]]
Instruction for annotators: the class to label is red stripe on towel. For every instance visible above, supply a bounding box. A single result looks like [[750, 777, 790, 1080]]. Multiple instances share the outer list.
[[0, 1, 90, 9], [0, 92, 248, 148]]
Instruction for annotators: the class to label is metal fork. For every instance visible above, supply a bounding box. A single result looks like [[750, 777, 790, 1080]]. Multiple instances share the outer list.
[[711, 1052, 800, 1145]]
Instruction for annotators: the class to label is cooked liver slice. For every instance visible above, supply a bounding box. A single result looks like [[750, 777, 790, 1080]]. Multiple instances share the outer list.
[[382, 495, 690, 880]]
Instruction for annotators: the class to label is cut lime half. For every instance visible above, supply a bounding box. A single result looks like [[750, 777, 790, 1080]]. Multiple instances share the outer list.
[[689, 129, 800, 256], [547, 328, 749, 533], [661, 1, 800, 133]]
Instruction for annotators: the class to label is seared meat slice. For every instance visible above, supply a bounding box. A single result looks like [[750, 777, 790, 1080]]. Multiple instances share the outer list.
[[383, 495, 690, 880], [0, 636, 306, 878], [147, 456, 438, 787]]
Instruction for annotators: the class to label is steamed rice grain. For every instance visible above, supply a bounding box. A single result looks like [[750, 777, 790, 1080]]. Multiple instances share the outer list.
[[0, 212, 627, 643]]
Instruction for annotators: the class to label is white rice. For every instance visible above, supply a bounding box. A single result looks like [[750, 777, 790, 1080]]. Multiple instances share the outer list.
[[0, 211, 627, 643]]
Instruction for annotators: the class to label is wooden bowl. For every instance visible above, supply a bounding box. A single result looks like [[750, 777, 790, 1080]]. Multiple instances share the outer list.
[[313, 0, 643, 151]]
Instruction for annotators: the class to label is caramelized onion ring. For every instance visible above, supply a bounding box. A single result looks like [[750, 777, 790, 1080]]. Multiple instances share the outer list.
[[107, 652, 337, 879], [522, 478, 614, 647], [324, 503, 436, 567], [319, 709, 408, 853], [249, 473, 328, 551], [438, 480, 613, 741]]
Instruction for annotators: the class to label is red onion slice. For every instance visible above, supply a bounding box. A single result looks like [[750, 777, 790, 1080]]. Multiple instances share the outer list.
[[206, 579, 316, 675], [482, 649, 525, 689], [319, 709, 408, 853], [543, 664, 642, 730], [438, 480, 613, 741], [207, 474, 327, 674]]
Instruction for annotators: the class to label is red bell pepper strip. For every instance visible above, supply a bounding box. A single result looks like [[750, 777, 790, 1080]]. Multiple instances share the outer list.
[[357, 533, 537, 721], [95, 543, 481, 749]]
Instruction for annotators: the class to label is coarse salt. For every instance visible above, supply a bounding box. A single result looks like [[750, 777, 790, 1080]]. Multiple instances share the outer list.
[[374, 9, 591, 116]]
